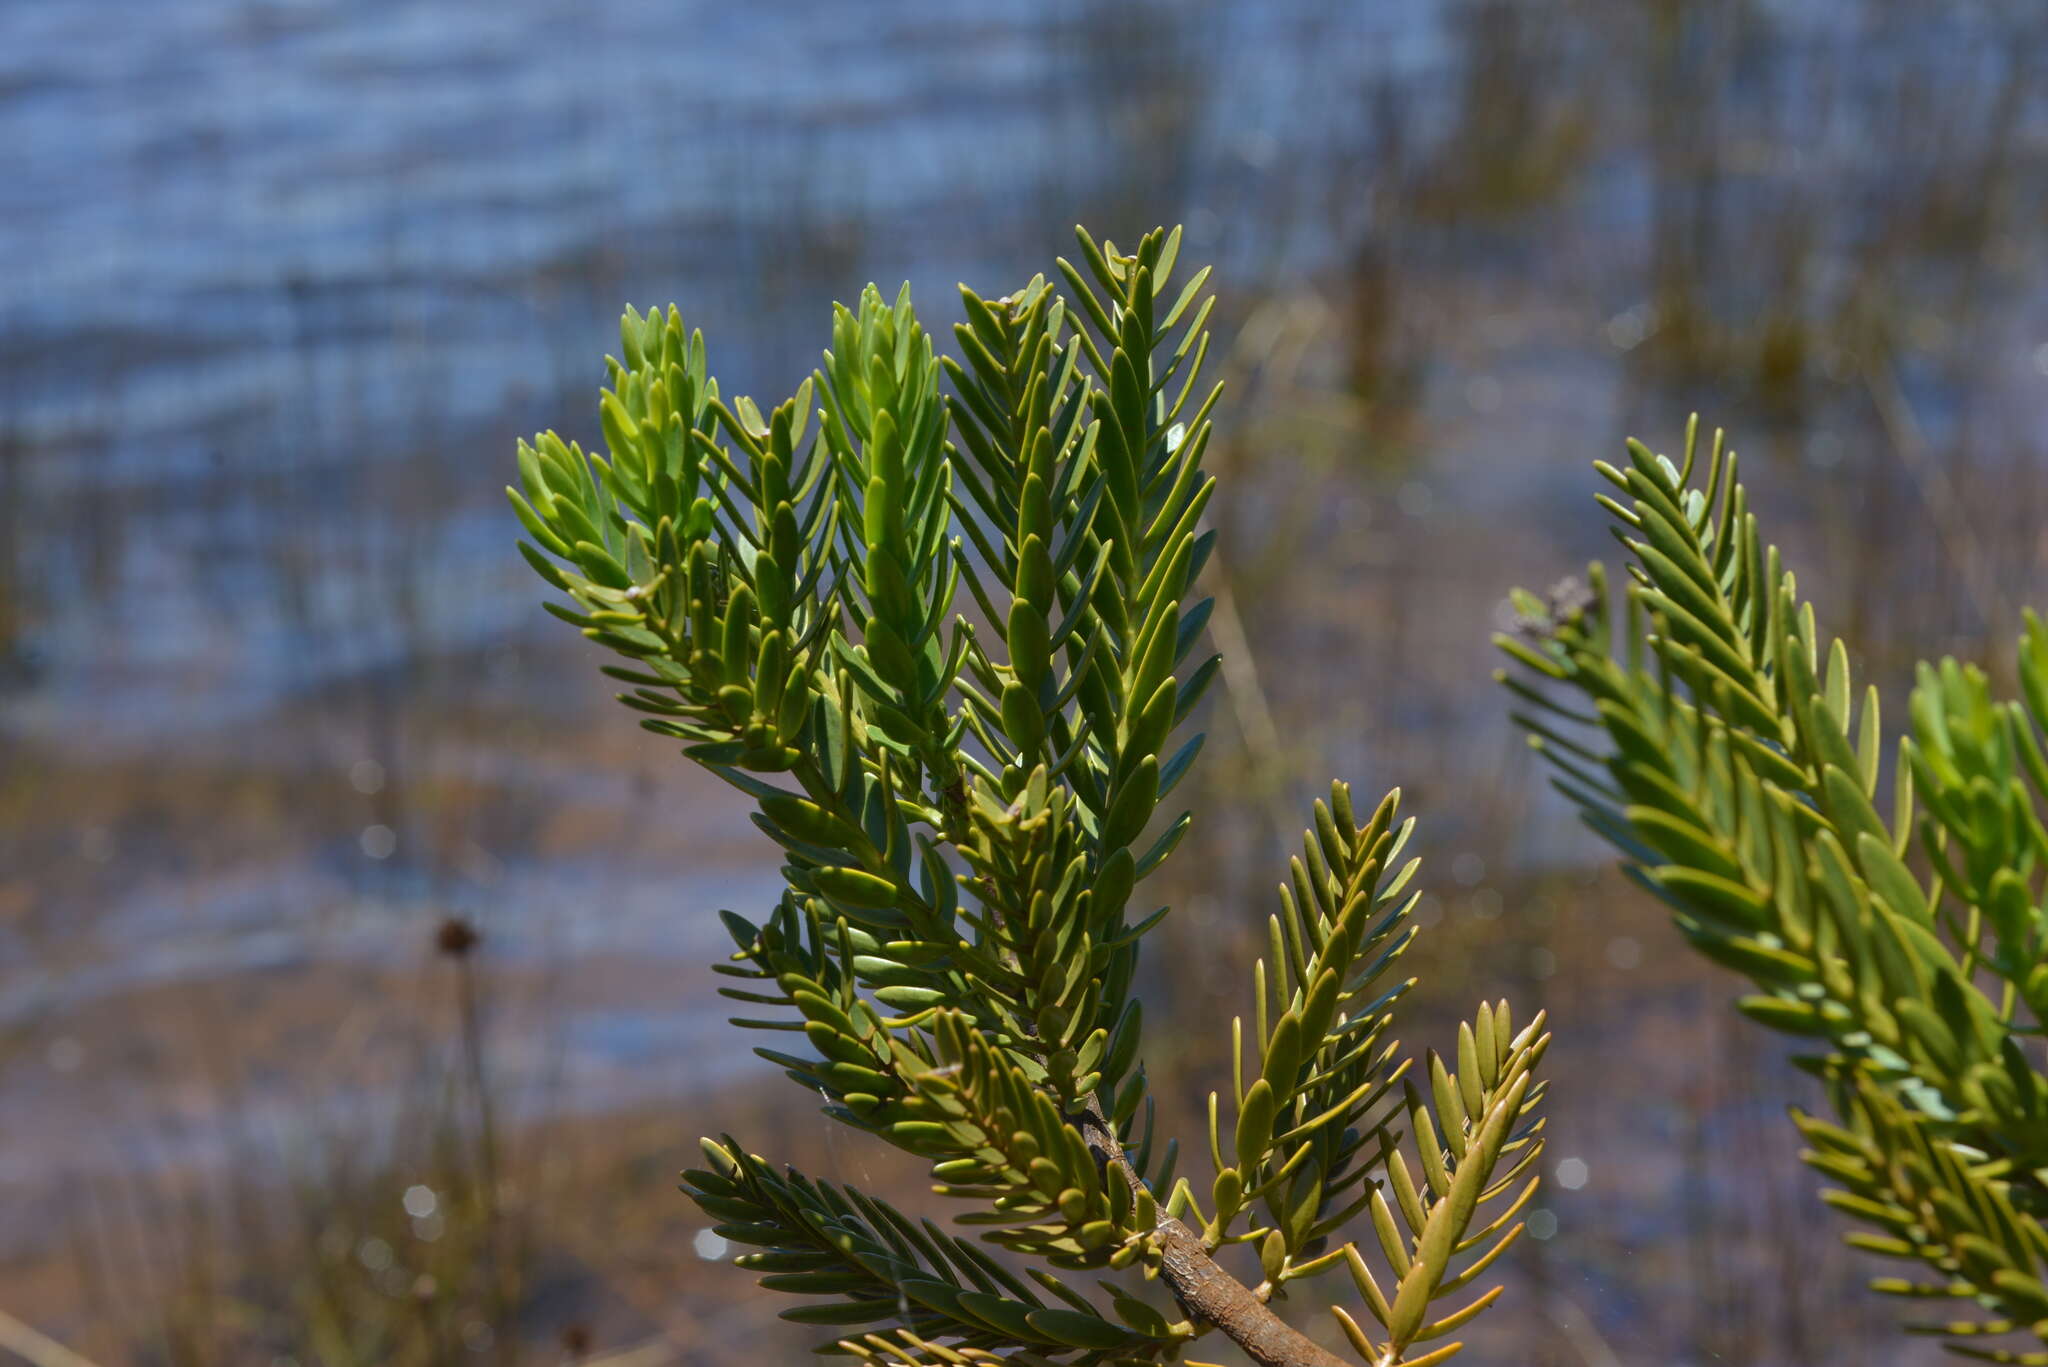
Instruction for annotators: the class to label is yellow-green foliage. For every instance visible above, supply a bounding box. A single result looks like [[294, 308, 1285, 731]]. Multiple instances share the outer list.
[[514, 226, 1546, 1367], [1503, 418, 2048, 1363]]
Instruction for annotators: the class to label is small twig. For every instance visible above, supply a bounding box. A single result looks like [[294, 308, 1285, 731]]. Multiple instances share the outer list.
[[0, 1307, 104, 1367], [440, 918, 517, 1367], [1072, 1099, 1352, 1367], [1863, 352, 2008, 630], [1539, 1289, 1625, 1367], [1206, 566, 1285, 770], [577, 1339, 677, 1367]]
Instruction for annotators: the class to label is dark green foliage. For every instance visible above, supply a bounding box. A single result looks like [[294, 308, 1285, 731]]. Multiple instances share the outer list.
[[685, 1139, 1171, 1361], [515, 226, 1545, 1366], [1503, 417, 2048, 1363]]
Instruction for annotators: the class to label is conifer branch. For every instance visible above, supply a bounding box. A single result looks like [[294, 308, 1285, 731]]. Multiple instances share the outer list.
[[515, 225, 1545, 1367], [1502, 415, 2048, 1359]]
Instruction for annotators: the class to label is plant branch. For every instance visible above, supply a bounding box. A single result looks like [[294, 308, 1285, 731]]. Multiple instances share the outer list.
[[1073, 1100, 1352, 1367]]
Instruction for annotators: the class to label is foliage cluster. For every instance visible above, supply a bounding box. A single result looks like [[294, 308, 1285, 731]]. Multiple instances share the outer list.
[[512, 227, 1546, 1367], [1502, 420, 2048, 1364], [516, 206, 2048, 1365]]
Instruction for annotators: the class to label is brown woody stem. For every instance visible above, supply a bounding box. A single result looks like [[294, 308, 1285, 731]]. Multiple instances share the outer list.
[[1074, 1102, 1353, 1367]]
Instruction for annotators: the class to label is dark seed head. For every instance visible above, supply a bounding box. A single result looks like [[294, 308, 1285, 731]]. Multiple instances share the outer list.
[[435, 917, 480, 958]]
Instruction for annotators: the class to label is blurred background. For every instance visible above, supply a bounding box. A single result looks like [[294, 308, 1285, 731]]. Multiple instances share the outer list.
[[4, 0, 2048, 1363]]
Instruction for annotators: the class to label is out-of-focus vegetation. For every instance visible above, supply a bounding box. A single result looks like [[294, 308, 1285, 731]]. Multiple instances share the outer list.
[[4, 0, 2047, 1363], [1508, 425, 2048, 1363]]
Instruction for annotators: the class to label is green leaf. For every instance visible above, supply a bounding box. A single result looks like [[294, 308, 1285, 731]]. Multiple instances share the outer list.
[[1236, 1079, 1278, 1175]]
